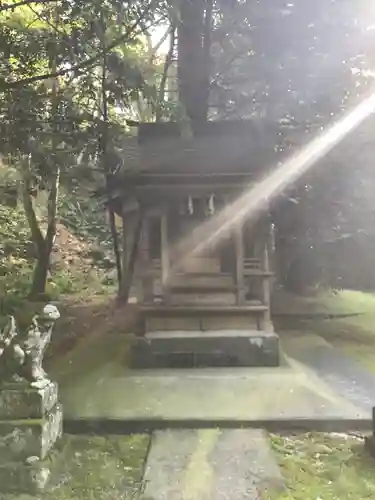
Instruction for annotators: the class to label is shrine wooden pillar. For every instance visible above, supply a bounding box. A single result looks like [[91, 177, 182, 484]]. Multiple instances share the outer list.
[[119, 204, 134, 300], [234, 222, 245, 306], [138, 215, 153, 303], [260, 216, 274, 331], [261, 241, 271, 325], [160, 207, 171, 304]]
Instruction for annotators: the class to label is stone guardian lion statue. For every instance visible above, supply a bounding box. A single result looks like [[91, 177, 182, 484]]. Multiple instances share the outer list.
[[0, 304, 60, 388]]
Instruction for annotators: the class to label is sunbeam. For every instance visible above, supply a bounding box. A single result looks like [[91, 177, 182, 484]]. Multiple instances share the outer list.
[[170, 90, 375, 280]]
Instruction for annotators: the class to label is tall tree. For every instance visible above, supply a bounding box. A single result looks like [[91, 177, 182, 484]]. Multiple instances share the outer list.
[[0, 0, 163, 297], [177, 0, 213, 127]]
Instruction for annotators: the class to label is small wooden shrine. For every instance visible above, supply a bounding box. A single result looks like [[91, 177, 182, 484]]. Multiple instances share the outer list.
[[108, 120, 282, 367]]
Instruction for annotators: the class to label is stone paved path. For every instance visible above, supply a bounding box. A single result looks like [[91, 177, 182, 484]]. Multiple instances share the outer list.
[[282, 333, 375, 414], [142, 429, 285, 500]]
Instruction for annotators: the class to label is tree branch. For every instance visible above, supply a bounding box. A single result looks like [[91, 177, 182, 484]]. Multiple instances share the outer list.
[[27, 2, 67, 38], [0, 4, 152, 89], [156, 25, 175, 121], [151, 27, 170, 58], [0, 0, 57, 12]]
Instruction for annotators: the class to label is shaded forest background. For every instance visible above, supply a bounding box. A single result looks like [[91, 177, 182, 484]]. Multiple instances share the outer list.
[[1, 0, 375, 313]]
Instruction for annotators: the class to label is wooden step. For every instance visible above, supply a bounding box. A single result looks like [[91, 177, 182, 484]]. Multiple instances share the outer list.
[[147, 270, 272, 280], [244, 270, 273, 277], [142, 303, 269, 332], [171, 292, 237, 306], [170, 273, 234, 288], [141, 304, 268, 315], [171, 284, 237, 293]]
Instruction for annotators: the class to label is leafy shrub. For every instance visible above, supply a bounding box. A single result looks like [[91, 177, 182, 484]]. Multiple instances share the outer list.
[[59, 194, 112, 250], [0, 204, 35, 313]]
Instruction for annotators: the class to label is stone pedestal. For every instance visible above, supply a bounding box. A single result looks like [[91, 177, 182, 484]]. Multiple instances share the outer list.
[[0, 381, 63, 494]]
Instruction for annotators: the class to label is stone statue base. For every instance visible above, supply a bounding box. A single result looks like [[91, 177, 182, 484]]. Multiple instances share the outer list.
[[0, 381, 64, 494], [0, 380, 58, 420], [0, 438, 69, 494]]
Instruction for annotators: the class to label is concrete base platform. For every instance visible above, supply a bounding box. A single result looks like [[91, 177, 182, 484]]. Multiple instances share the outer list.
[[60, 364, 367, 424], [132, 330, 279, 368], [52, 330, 371, 431]]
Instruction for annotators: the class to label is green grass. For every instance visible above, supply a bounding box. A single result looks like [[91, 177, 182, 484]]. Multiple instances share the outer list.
[[269, 433, 375, 500], [3, 434, 150, 500], [51, 434, 149, 500]]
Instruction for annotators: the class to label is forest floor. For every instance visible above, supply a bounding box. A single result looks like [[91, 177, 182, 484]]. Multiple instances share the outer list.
[[269, 432, 375, 500]]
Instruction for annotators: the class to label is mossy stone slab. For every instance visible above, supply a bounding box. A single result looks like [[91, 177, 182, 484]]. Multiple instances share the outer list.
[[143, 429, 285, 499], [0, 404, 62, 464], [0, 381, 58, 420]]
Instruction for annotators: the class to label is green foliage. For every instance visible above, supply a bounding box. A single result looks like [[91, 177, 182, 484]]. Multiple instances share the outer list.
[[211, 0, 373, 122], [59, 194, 112, 249], [0, 193, 113, 315], [0, 203, 31, 261], [0, 203, 34, 313], [0, 0, 168, 297]]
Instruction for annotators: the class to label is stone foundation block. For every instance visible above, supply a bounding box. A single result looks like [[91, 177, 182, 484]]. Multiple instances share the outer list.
[[132, 330, 280, 368], [0, 381, 58, 420], [0, 404, 63, 464]]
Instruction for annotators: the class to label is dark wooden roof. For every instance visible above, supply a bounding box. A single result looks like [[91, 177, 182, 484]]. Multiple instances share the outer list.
[[136, 120, 271, 144], [107, 115, 375, 213], [118, 119, 310, 177]]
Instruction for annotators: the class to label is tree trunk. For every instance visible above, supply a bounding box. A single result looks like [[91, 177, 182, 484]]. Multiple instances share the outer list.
[[30, 247, 49, 298], [27, 6, 60, 299], [20, 167, 50, 299], [99, 7, 123, 294], [177, 0, 212, 127]]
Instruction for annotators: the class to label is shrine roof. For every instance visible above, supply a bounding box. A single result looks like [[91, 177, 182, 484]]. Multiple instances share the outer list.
[[105, 116, 375, 213], [117, 119, 308, 177]]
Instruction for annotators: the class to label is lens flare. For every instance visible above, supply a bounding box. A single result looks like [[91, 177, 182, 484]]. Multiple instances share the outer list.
[[171, 90, 375, 278]]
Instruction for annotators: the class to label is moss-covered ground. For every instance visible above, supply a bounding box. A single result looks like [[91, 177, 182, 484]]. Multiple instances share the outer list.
[[268, 432, 375, 500], [1, 434, 150, 500], [53, 434, 150, 500]]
